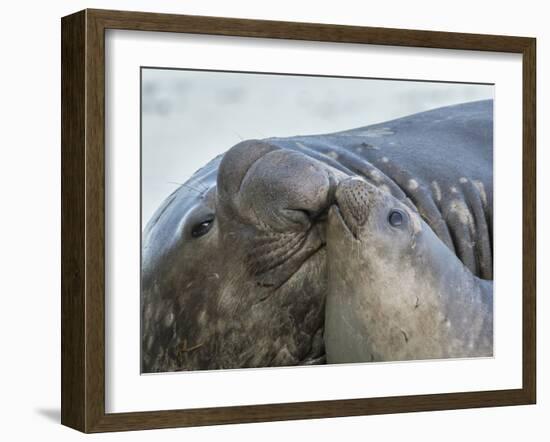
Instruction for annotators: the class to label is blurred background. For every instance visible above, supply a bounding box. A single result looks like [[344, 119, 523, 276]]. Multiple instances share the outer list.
[[142, 68, 493, 226]]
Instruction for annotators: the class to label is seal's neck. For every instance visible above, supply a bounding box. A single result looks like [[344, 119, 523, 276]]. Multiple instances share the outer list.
[[415, 228, 493, 357]]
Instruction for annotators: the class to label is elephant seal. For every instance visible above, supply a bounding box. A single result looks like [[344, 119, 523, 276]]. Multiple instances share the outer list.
[[142, 99, 493, 372], [325, 178, 493, 363]]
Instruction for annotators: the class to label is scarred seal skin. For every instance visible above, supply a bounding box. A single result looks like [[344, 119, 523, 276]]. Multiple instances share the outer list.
[[141, 100, 493, 372], [325, 177, 493, 363]]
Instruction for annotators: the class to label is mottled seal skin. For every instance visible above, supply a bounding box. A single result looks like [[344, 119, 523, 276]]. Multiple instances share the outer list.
[[142, 99, 493, 372], [142, 144, 343, 372], [325, 178, 493, 363]]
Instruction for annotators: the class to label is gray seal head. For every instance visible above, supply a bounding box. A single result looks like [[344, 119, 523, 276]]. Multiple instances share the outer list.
[[325, 177, 493, 363], [141, 140, 348, 372]]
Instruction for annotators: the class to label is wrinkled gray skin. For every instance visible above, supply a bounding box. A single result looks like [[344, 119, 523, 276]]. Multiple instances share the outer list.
[[141, 100, 493, 372], [325, 178, 493, 363]]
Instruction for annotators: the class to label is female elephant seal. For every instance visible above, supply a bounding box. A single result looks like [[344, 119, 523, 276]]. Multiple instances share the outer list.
[[325, 177, 493, 363]]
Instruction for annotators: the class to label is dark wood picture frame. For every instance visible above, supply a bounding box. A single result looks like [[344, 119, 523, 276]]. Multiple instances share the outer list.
[[61, 8, 536, 433]]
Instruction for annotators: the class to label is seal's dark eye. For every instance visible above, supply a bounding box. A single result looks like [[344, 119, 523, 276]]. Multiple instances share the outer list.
[[388, 209, 405, 227], [191, 217, 214, 238]]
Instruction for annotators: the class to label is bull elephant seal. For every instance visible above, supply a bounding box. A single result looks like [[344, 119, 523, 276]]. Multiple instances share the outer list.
[[142, 99, 493, 372], [325, 178, 493, 363]]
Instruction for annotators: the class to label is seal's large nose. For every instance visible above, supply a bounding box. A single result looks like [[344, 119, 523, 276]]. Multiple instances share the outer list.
[[335, 177, 375, 227], [218, 140, 336, 231]]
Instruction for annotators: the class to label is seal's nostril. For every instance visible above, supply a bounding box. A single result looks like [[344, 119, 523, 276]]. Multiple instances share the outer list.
[[310, 207, 329, 223], [284, 171, 338, 227], [289, 208, 325, 224]]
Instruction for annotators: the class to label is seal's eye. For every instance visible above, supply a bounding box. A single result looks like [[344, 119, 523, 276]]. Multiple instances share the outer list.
[[191, 216, 214, 238], [388, 209, 406, 228]]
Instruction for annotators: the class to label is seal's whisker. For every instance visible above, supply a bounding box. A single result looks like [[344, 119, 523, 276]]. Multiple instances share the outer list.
[[193, 180, 210, 192], [231, 129, 244, 141], [176, 182, 209, 196]]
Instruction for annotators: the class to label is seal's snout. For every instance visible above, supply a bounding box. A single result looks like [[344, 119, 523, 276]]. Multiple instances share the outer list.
[[219, 140, 339, 232], [335, 177, 373, 228]]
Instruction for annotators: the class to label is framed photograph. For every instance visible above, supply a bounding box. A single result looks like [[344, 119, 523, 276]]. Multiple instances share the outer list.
[[61, 9, 536, 433]]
